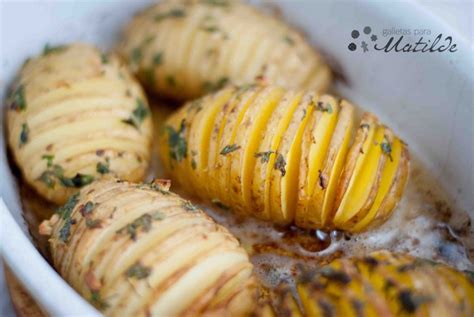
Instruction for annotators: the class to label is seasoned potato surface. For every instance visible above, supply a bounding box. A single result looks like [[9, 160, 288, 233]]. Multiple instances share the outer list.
[[117, 0, 332, 100], [39, 179, 256, 316], [159, 86, 409, 232], [6, 43, 153, 204], [255, 251, 474, 316]]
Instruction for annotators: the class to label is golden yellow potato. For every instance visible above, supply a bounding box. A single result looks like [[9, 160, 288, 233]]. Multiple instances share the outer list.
[[6, 43, 153, 204], [39, 179, 256, 316], [256, 251, 474, 317], [158, 86, 410, 232], [117, 0, 332, 100]]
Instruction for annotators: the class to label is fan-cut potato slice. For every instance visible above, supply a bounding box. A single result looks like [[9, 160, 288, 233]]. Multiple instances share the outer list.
[[272, 93, 316, 223], [295, 95, 339, 228], [251, 90, 303, 219], [352, 135, 402, 232], [39, 179, 256, 316], [332, 115, 381, 227], [227, 87, 285, 212], [7, 43, 152, 205], [117, 0, 332, 100]]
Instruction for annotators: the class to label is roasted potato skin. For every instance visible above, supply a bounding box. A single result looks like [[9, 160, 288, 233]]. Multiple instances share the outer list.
[[6, 43, 153, 205], [39, 179, 256, 316], [257, 251, 474, 317], [158, 86, 410, 233], [117, 0, 331, 100]]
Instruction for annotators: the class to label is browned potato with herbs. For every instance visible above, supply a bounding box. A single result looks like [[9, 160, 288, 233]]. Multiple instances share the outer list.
[[39, 179, 256, 316], [254, 251, 474, 316], [117, 0, 332, 100], [6, 43, 153, 204], [158, 86, 410, 232]]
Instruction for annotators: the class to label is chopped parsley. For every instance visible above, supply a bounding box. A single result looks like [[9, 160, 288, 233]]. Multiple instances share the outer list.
[[56, 192, 80, 242], [380, 139, 393, 161], [116, 213, 153, 240], [283, 35, 295, 45], [85, 218, 102, 229], [96, 159, 110, 174], [153, 52, 163, 65], [60, 173, 95, 188], [42, 154, 54, 167], [79, 201, 95, 216], [183, 201, 198, 212], [19, 123, 29, 146], [166, 75, 176, 87], [212, 198, 230, 210], [90, 291, 108, 310], [201, 0, 230, 6], [100, 52, 109, 64], [43, 43, 67, 56], [274, 153, 286, 176], [220, 144, 240, 155], [254, 151, 274, 163], [9, 84, 26, 111], [314, 101, 333, 113], [154, 8, 186, 22], [122, 98, 149, 130], [203, 77, 229, 92], [59, 218, 75, 242], [166, 120, 187, 162], [126, 262, 152, 279], [130, 47, 143, 65]]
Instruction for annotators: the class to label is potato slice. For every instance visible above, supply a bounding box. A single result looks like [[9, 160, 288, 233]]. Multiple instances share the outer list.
[[295, 95, 339, 228], [269, 93, 316, 223], [227, 86, 285, 212], [40, 179, 256, 316], [251, 90, 303, 219]]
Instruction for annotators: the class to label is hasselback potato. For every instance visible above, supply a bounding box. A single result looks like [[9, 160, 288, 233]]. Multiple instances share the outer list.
[[117, 0, 331, 100], [254, 251, 474, 317], [6, 43, 153, 204], [158, 86, 409, 232], [39, 179, 256, 316]]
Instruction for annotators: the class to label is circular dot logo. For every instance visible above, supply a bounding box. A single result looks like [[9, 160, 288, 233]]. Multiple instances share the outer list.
[[351, 30, 360, 39], [348, 43, 357, 51], [364, 26, 372, 34]]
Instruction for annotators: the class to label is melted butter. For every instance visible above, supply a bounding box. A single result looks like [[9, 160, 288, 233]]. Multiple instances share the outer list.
[[13, 96, 473, 297]]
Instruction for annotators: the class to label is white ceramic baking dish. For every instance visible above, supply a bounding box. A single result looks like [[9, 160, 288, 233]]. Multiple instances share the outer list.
[[1, 0, 472, 315]]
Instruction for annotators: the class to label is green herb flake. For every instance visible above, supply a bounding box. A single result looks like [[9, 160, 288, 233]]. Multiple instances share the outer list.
[[90, 291, 109, 310], [314, 101, 333, 113], [153, 52, 163, 66], [126, 262, 152, 279], [9, 85, 27, 111], [201, 0, 230, 6], [59, 218, 75, 242], [183, 201, 198, 212], [56, 192, 80, 220], [80, 201, 95, 216], [154, 8, 186, 22], [42, 154, 54, 167], [152, 211, 166, 220], [85, 218, 102, 229], [203, 77, 229, 92], [19, 123, 29, 146], [130, 47, 143, 65], [122, 98, 149, 130], [166, 75, 176, 87], [43, 43, 67, 56], [60, 173, 94, 188], [212, 198, 230, 210], [39, 171, 55, 188], [220, 144, 240, 155], [254, 151, 274, 163], [166, 120, 187, 162], [101, 52, 109, 64], [116, 213, 153, 240], [274, 153, 286, 176], [96, 160, 110, 174], [283, 35, 295, 45], [380, 139, 393, 161]]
